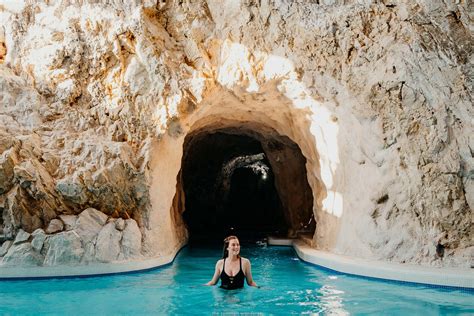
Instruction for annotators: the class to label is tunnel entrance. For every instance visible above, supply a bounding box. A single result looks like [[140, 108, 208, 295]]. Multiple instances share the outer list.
[[180, 125, 314, 243]]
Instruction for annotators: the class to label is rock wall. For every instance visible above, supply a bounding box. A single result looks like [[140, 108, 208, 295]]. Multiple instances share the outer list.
[[0, 1, 472, 268], [0, 208, 142, 266]]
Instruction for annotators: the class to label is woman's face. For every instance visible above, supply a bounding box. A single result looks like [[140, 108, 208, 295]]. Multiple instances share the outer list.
[[227, 238, 240, 256]]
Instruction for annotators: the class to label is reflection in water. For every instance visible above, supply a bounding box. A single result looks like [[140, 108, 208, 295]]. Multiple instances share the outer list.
[[318, 284, 349, 316]]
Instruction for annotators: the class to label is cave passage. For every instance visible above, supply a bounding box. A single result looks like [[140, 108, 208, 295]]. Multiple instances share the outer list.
[[180, 127, 314, 244]]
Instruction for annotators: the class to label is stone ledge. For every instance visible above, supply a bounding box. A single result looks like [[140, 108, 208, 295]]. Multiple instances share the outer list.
[[267, 236, 295, 246], [0, 246, 184, 280], [292, 240, 474, 289]]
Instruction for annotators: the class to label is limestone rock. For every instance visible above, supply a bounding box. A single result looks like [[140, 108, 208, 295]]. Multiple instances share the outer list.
[[2, 243, 43, 267], [0, 240, 13, 257], [56, 179, 88, 204], [59, 215, 77, 231], [121, 219, 142, 259], [0, 0, 472, 269], [13, 229, 30, 245], [73, 208, 108, 243], [114, 218, 124, 231], [46, 219, 64, 234], [81, 241, 96, 264], [95, 222, 122, 262], [44, 231, 84, 266], [0, 149, 16, 194], [31, 229, 47, 252]]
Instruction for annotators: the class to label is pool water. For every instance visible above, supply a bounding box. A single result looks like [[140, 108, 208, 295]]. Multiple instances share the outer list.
[[0, 245, 472, 315]]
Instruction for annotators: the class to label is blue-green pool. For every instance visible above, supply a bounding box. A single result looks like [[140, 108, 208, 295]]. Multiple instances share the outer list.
[[0, 245, 472, 314]]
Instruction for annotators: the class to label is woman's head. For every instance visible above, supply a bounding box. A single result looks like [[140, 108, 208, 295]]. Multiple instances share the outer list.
[[222, 235, 240, 258]]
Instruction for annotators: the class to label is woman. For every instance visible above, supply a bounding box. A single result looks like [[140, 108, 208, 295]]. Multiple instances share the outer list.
[[206, 235, 258, 289]]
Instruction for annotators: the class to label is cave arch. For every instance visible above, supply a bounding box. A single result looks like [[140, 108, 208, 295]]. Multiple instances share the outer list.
[[179, 123, 315, 242]]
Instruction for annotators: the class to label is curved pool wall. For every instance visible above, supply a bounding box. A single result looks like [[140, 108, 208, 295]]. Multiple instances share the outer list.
[[291, 240, 474, 290], [1, 239, 473, 290]]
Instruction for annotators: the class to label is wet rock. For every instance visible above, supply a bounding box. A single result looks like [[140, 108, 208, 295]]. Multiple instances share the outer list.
[[95, 222, 122, 262], [44, 231, 84, 266], [31, 229, 46, 252], [2, 243, 43, 267], [46, 219, 64, 234], [121, 219, 142, 259]]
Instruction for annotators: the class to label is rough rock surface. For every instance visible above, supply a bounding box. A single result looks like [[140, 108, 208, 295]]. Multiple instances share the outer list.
[[44, 231, 84, 266], [31, 228, 46, 252], [0, 208, 143, 267], [13, 229, 30, 245], [73, 208, 108, 243], [95, 222, 122, 262], [59, 215, 77, 231], [121, 219, 142, 259], [46, 219, 64, 234], [2, 243, 43, 267], [0, 1, 472, 268], [0, 240, 12, 257]]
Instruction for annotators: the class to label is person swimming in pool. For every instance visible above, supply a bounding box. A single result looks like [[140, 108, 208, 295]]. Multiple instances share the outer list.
[[205, 235, 258, 290]]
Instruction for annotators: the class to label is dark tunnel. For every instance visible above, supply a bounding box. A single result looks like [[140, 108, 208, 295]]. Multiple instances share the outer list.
[[180, 126, 314, 243]]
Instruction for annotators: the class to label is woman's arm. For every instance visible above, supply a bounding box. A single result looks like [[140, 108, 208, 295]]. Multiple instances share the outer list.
[[243, 258, 258, 287], [205, 260, 222, 286]]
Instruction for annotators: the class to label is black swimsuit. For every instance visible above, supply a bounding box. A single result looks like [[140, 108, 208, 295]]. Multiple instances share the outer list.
[[220, 257, 245, 290]]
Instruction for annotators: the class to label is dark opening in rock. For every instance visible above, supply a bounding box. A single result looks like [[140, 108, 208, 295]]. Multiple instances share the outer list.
[[377, 194, 389, 204], [436, 243, 445, 258], [180, 125, 314, 243]]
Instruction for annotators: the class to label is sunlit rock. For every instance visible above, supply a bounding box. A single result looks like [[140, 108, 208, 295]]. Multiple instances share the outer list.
[[0, 0, 471, 269]]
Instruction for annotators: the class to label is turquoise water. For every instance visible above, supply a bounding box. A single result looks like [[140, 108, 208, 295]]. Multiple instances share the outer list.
[[0, 245, 472, 315]]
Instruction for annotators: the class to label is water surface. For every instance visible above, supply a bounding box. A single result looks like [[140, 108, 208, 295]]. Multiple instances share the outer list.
[[0, 245, 472, 315]]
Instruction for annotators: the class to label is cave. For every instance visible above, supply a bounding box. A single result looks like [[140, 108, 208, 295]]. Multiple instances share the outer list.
[[180, 125, 315, 244]]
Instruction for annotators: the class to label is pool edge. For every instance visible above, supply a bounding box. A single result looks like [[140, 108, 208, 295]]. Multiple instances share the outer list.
[[291, 239, 474, 290]]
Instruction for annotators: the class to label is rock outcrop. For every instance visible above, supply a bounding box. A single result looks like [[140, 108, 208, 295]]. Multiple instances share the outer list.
[[0, 1, 472, 268], [0, 208, 142, 267]]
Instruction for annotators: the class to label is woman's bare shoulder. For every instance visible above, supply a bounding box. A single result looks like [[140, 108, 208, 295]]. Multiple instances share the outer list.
[[241, 257, 251, 264]]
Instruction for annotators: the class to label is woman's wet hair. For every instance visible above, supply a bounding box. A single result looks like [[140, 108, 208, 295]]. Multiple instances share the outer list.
[[222, 235, 239, 258]]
